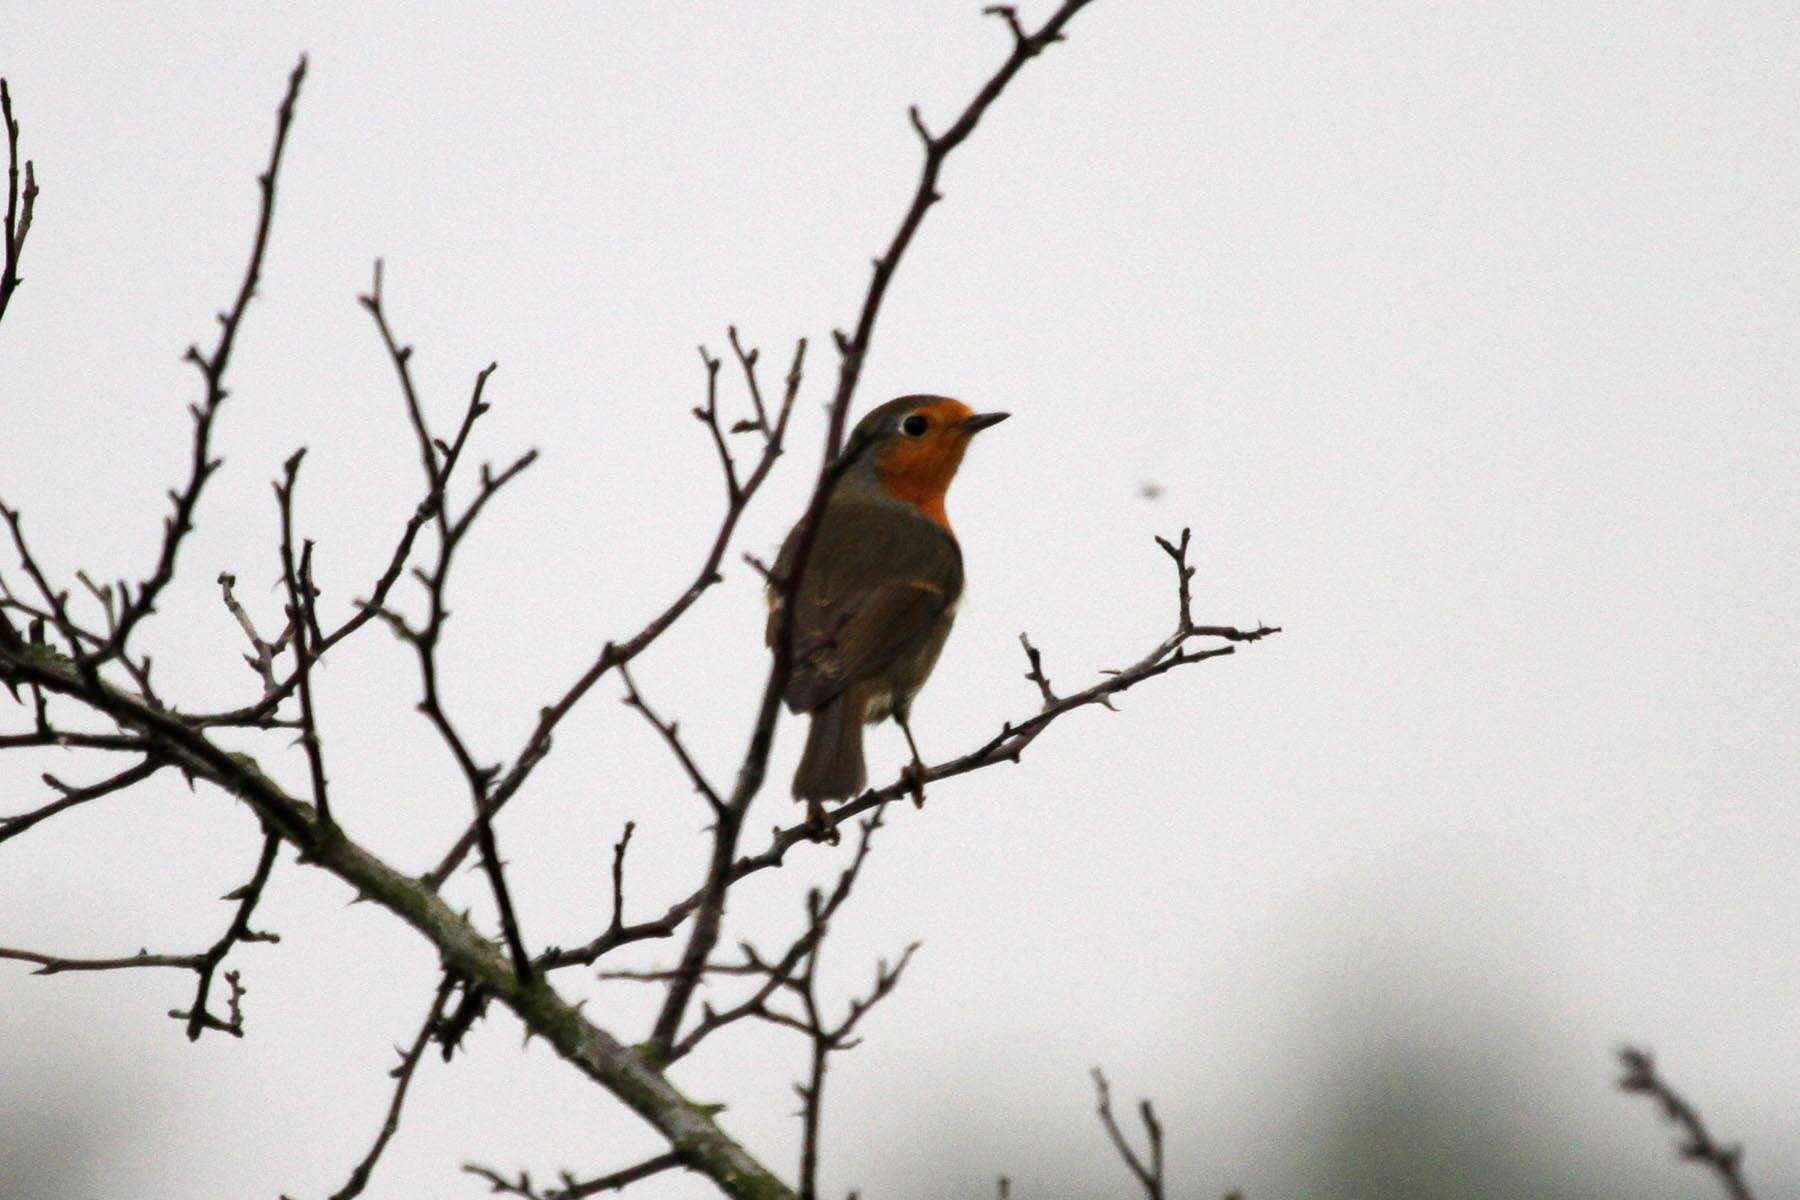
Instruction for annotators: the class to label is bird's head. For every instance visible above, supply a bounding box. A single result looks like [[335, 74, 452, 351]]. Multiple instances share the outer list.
[[840, 395, 1009, 528]]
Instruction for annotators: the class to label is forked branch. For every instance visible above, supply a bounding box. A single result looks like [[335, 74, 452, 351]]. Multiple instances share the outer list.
[[1092, 1067, 1165, 1200]]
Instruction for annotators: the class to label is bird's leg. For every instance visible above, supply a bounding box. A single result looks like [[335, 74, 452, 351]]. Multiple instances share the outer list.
[[895, 711, 928, 808]]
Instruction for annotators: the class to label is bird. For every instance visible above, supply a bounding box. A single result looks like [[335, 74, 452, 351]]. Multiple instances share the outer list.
[[766, 395, 1009, 823]]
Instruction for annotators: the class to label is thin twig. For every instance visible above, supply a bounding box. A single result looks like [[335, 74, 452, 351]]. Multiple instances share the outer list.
[[172, 831, 282, 1039], [694, 345, 741, 502], [425, 336, 807, 889], [1092, 1067, 1165, 1200], [0, 830, 280, 1040], [218, 570, 294, 699], [187, 280, 500, 731], [325, 975, 459, 1200], [647, 0, 1102, 1060], [1, 76, 40, 328], [371, 356, 537, 980], [1618, 1046, 1755, 1200], [727, 326, 771, 436], [821, 0, 1094, 461], [0, 501, 91, 660], [463, 1153, 685, 1200], [275, 453, 332, 825], [0, 757, 164, 845], [619, 661, 724, 816], [540, 536, 1275, 974], [1019, 632, 1058, 707], [605, 815, 888, 1066], [88, 57, 308, 668]]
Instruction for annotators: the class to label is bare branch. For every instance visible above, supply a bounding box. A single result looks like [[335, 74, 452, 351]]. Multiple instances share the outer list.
[[464, 1153, 685, 1200], [0, 22, 1294, 1200], [642, 0, 1105, 1065], [218, 570, 294, 699], [361, 258, 448, 537], [694, 345, 742, 503], [0, 501, 92, 659], [276, 453, 332, 825], [542, 529, 1275, 977], [1, 76, 40, 329], [0, 757, 164, 845], [620, 662, 724, 816], [609, 820, 635, 933], [638, 816, 887, 1066], [425, 336, 808, 889], [0, 728, 150, 752], [89, 56, 308, 668], [325, 975, 460, 1200], [180, 271, 502, 734], [982, 6, 1031, 51], [0, 638, 789, 1197], [1018, 632, 1058, 707], [541, 597, 1274, 976], [1092, 1068, 1164, 1200], [172, 831, 282, 1039], [726, 326, 771, 436], [0, 830, 278, 1039], [821, 0, 1096, 461], [357, 353, 538, 980], [0, 946, 204, 974], [1619, 1046, 1755, 1200]]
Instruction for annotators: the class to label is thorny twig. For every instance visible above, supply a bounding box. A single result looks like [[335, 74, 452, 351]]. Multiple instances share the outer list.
[[463, 1153, 686, 1200], [353, 327, 538, 978], [601, 814, 890, 1067], [647, 0, 1101, 1067], [218, 570, 295, 700], [0, 831, 282, 1039], [1618, 1047, 1755, 1200], [276, 453, 332, 825], [1, 76, 40, 328], [0, 757, 164, 845], [539, 533, 1275, 974], [424, 335, 808, 889], [85, 58, 308, 670], [182, 264, 495, 733], [620, 662, 724, 817], [0, 13, 1297, 1199], [783, 890, 918, 1200], [0, 56, 802, 1199], [1019, 632, 1058, 707], [325, 975, 460, 1200]]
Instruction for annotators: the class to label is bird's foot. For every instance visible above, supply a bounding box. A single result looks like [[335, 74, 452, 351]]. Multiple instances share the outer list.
[[803, 799, 841, 844], [901, 761, 927, 809]]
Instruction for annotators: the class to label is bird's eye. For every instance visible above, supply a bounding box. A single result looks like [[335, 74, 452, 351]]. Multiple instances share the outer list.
[[901, 414, 929, 437]]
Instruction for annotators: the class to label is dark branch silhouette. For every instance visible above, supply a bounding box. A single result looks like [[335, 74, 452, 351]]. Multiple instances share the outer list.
[[0, 7, 1302, 1198], [1092, 1068, 1165, 1200], [324, 975, 460, 1200], [1618, 1046, 1755, 1200], [1, 77, 40, 328], [0, 830, 280, 1039]]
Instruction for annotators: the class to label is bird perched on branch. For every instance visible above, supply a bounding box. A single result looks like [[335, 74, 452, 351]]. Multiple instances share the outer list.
[[768, 396, 1009, 823]]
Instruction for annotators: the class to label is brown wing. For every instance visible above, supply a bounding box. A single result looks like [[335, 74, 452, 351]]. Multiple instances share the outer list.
[[767, 496, 963, 714]]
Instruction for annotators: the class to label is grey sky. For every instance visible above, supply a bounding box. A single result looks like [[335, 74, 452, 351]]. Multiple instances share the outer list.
[[2, 3, 1797, 1198]]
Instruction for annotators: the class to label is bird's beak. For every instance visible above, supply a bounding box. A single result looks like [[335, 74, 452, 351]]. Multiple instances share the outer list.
[[961, 411, 1011, 434]]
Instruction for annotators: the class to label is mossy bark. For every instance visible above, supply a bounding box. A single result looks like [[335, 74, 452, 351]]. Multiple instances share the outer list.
[[0, 646, 795, 1200]]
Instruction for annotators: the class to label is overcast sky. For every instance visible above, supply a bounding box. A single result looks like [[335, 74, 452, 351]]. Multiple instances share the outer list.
[[2, 4, 1797, 1199]]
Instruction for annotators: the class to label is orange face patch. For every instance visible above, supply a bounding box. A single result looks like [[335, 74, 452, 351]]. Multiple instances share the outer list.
[[876, 399, 979, 530]]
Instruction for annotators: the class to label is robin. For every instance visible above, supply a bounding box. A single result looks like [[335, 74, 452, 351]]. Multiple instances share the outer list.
[[767, 395, 1009, 820]]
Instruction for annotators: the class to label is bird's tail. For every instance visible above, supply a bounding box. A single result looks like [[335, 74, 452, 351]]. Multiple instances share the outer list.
[[794, 690, 868, 802]]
